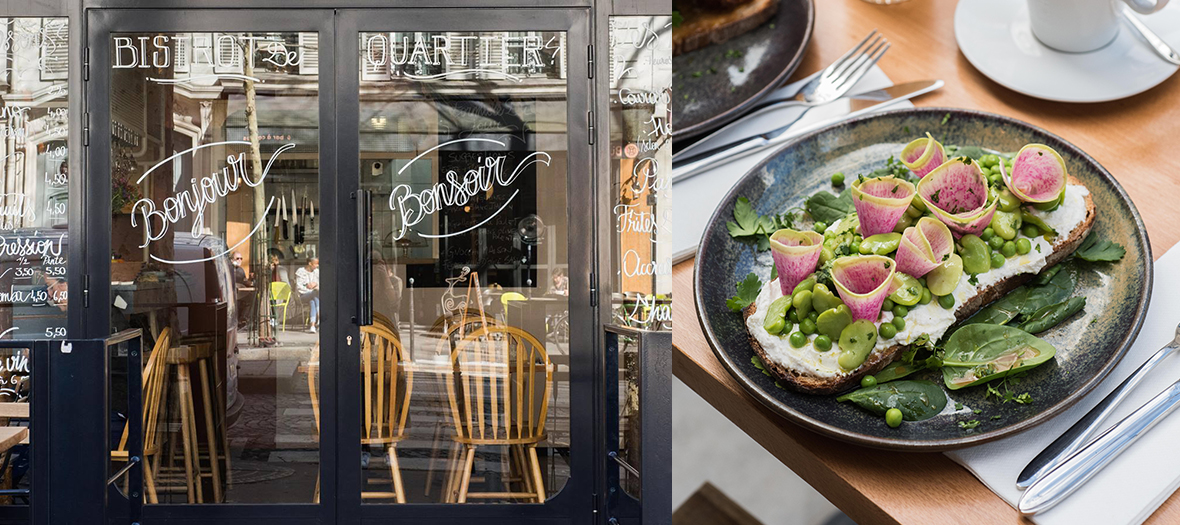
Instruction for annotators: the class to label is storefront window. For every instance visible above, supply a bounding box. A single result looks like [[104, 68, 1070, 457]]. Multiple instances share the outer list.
[[109, 31, 320, 503], [0, 18, 70, 342], [608, 14, 671, 499], [357, 29, 570, 503]]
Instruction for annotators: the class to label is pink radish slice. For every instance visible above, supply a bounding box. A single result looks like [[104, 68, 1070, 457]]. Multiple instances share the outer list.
[[916, 157, 998, 238], [1000, 144, 1068, 203], [851, 175, 916, 237], [895, 217, 954, 278], [900, 133, 947, 179], [831, 255, 898, 321], [769, 229, 825, 297]]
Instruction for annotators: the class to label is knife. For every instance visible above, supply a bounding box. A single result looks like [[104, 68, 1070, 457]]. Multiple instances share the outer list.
[[1017, 325, 1180, 489], [671, 80, 944, 183], [1018, 378, 1180, 515]]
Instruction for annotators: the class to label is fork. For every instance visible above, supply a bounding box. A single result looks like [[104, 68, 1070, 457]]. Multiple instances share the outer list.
[[671, 31, 890, 177]]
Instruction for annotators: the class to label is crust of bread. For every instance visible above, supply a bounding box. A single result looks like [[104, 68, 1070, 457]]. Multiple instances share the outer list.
[[673, 0, 779, 56], [743, 178, 1096, 395]]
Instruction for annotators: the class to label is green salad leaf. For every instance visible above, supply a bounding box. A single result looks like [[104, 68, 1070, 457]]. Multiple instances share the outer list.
[[1076, 233, 1126, 262], [805, 188, 855, 225], [836, 380, 948, 421], [953, 145, 988, 160], [958, 263, 1076, 329], [941, 324, 1057, 390], [726, 273, 762, 312], [1017, 297, 1086, 334], [874, 355, 943, 384]]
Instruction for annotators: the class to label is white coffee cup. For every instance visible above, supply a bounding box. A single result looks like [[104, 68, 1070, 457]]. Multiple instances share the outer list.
[[1029, 0, 1170, 53]]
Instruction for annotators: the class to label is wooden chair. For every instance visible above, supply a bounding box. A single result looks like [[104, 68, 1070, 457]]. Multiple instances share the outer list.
[[445, 326, 553, 503], [308, 326, 412, 503], [112, 328, 173, 504]]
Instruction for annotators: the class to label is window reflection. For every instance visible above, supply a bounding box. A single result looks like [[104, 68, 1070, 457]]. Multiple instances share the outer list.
[[359, 30, 570, 504]]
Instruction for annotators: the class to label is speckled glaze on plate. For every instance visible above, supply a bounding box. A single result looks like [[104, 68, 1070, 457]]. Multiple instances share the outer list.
[[672, 0, 814, 142], [694, 108, 1153, 451]]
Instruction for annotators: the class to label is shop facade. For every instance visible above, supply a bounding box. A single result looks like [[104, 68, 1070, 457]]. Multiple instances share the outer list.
[[0, 1, 670, 524]]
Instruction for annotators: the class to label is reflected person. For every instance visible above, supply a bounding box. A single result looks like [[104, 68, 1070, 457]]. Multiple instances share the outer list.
[[295, 257, 320, 333]]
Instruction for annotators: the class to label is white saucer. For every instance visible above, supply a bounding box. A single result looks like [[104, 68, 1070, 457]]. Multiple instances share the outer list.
[[955, 0, 1180, 102]]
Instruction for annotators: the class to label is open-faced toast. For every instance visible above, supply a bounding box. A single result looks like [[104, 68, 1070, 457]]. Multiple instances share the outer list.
[[673, 0, 779, 56], [742, 176, 1096, 396]]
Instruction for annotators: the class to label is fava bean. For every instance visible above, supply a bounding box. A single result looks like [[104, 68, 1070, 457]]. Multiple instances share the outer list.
[[812, 283, 844, 312], [817, 305, 854, 342], [793, 276, 816, 296], [888, 273, 923, 306], [906, 204, 923, 218], [911, 194, 928, 212], [819, 246, 836, 266], [997, 188, 1022, 212], [792, 290, 813, 320], [838, 320, 879, 370], [959, 235, 991, 274], [859, 233, 903, 255], [990, 209, 1021, 240], [763, 296, 792, 334], [927, 253, 964, 296]]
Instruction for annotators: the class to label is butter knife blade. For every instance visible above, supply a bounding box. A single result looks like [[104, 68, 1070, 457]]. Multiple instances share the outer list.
[[1019, 379, 1180, 516], [671, 80, 943, 183]]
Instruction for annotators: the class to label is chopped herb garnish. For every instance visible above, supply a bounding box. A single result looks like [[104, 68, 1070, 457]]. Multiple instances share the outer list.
[[692, 71, 702, 78], [958, 420, 980, 430], [941, 112, 951, 125], [955, 403, 964, 410], [892, 185, 899, 194], [973, 408, 982, 414], [991, 415, 1002, 420], [931, 189, 941, 204], [968, 274, 979, 286], [904, 125, 911, 134]]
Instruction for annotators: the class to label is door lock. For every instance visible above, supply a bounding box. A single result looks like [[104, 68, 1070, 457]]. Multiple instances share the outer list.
[[347, 335, 353, 346]]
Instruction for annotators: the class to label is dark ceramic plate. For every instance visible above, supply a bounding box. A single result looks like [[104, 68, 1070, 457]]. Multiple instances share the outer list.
[[673, 0, 814, 142], [694, 108, 1153, 451]]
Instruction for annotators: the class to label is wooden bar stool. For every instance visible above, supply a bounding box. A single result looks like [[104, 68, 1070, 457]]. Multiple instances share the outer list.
[[155, 342, 224, 503]]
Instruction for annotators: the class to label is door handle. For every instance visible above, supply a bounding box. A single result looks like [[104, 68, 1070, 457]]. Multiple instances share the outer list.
[[355, 189, 373, 325]]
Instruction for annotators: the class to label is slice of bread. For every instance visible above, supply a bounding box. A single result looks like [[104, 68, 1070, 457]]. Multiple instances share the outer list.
[[742, 179, 1096, 395], [674, 0, 779, 56]]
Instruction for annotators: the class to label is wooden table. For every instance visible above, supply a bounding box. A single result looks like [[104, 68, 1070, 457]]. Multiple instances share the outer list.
[[0, 427, 28, 454], [673, 1, 1180, 523]]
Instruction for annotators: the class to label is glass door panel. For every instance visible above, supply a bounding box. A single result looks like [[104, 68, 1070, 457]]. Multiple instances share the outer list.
[[107, 30, 321, 504], [357, 29, 571, 504]]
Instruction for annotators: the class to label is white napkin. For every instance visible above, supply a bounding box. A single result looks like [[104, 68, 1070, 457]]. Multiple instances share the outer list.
[[947, 242, 1180, 525], [671, 66, 913, 262]]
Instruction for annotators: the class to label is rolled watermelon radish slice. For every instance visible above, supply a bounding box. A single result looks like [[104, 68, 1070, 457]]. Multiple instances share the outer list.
[[850, 176, 917, 237], [830, 255, 899, 321], [916, 157, 998, 238], [1000, 144, 1068, 204], [769, 229, 825, 297], [895, 217, 954, 278], [900, 133, 947, 179]]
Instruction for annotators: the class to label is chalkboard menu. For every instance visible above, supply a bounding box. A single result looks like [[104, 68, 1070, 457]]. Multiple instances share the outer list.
[[0, 18, 70, 341]]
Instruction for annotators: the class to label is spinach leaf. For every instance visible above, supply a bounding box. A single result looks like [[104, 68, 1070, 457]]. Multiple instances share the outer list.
[[958, 263, 1076, 330], [941, 324, 1057, 390], [1018, 297, 1086, 334], [1014, 263, 1077, 314], [1076, 233, 1126, 262], [805, 189, 855, 225], [836, 380, 948, 421], [726, 273, 763, 312], [954, 146, 988, 160], [874, 355, 943, 384]]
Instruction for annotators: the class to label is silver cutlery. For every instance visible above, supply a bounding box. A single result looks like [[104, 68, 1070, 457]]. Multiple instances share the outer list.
[[1019, 377, 1180, 515], [672, 30, 890, 167], [671, 79, 942, 183], [1017, 323, 1180, 489], [1121, 5, 1180, 66]]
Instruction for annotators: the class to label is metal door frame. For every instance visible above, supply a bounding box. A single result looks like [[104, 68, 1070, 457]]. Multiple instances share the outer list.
[[84, 8, 339, 524], [334, 8, 594, 524]]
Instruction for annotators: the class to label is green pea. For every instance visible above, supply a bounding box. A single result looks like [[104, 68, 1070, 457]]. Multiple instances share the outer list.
[[919, 287, 933, 304], [939, 293, 956, 310], [837, 320, 879, 370], [905, 204, 923, 218], [882, 298, 896, 312], [1021, 211, 1055, 240], [886, 408, 903, 428], [918, 277, 927, 287], [861, 375, 877, 388], [892, 316, 906, 331], [997, 188, 1022, 212], [831, 172, 845, 186], [849, 241, 861, 255], [814, 335, 833, 352], [879, 322, 897, 339], [988, 174, 1002, 186], [892, 305, 909, 318], [808, 310, 819, 322], [792, 290, 813, 320], [981, 154, 998, 167], [911, 194, 928, 212], [800, 318, 817, 335], [763, 296, 792, 334], [789, 331, 807, 348], [981, 227, 995, 242], [888, 273, 923, 306], [987, 234, 1005, 250], [814, 221, 828, 233], [788, 308, 800, 324], [1016, 238, 1032, 255], [959, 234, 991, 275], [859, 233, 903, 255], [1022, 224, 1041, 238], [990, 250, 1005, 268], [1002, 240, 1017, 258], [990, 209, 1021, 240]]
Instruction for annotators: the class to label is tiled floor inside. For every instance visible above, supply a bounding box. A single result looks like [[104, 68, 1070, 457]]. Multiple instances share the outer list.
[[674, 377, 843, 525]]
